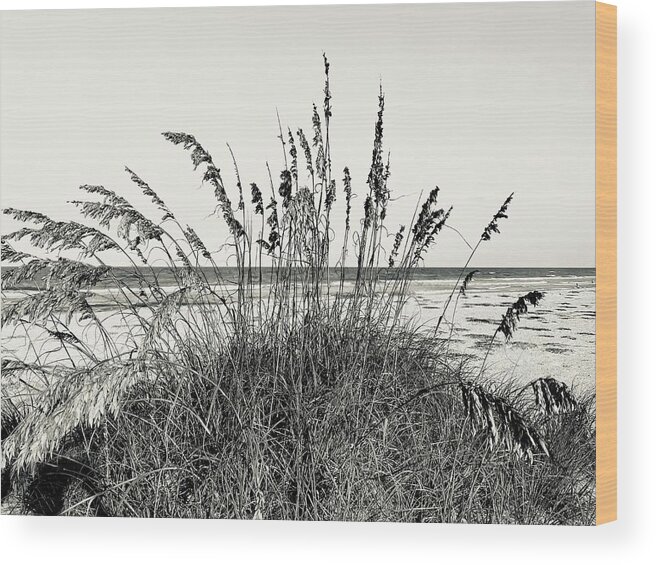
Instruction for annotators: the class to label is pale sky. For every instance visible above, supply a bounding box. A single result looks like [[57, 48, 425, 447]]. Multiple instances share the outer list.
[[0, 2, 595, 267]]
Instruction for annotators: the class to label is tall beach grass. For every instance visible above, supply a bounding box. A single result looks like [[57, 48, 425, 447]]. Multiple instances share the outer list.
[[0, 58, 595, 524]]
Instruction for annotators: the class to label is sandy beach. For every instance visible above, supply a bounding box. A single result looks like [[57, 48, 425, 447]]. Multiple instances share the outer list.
[[2, 269, 595, 395], [407, 273, 596, 392]]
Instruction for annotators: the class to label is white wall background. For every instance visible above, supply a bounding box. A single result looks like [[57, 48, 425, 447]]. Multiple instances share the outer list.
[[0, 0, 653, 563]]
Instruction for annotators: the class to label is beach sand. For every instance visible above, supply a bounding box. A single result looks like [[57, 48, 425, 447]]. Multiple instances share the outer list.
[[1, 272, 596, 394], [406, 274, 595, 392]]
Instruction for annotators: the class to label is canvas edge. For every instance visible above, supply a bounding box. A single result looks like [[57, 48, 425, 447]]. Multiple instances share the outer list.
[[595, 0, 617, 526]]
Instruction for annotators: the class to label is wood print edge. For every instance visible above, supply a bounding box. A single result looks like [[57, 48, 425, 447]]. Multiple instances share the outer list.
[[595, 1, 617, 526]]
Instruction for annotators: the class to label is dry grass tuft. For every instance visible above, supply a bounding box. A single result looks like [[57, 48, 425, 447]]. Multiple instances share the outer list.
[[532, 377, 578, 415]]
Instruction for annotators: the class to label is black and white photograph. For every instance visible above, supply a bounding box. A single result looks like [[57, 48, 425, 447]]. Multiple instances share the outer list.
[[1, 2, 603, 524]]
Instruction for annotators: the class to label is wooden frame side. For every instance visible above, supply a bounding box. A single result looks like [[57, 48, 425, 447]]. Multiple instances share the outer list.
[[595, 1, 617, 525]]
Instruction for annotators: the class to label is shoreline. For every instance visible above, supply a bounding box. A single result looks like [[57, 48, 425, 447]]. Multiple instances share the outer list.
[[2, 274, 596, 392]]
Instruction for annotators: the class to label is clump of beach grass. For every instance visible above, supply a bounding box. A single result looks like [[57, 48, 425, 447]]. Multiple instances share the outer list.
[[0, 57, 595, 524]]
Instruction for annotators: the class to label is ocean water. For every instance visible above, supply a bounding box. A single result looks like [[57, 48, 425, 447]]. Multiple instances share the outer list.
[[1, 266, 595, 291]]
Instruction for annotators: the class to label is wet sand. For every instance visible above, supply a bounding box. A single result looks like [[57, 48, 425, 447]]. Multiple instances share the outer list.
[[406, 274, 595, 392], [1, 273, 595, 394]]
